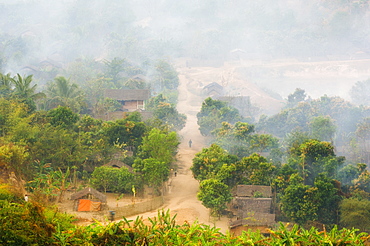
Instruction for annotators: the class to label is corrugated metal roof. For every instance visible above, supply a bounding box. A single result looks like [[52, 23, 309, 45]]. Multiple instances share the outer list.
[[105, 89, 150, 101]]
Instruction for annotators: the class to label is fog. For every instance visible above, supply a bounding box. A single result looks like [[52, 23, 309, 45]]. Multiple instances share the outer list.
[[1, 0, 370, 103]]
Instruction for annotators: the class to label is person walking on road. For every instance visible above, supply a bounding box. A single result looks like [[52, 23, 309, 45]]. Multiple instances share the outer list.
[[189, 139, 192, 148]]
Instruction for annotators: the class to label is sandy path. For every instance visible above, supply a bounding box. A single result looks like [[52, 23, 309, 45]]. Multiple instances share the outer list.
[[125, 68, 229, 233]]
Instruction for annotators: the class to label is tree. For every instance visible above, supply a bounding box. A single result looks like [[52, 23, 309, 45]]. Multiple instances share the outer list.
[[133, 158, 169, 194], [197, 178, 232, 216], [238, 153, 276, 185], [197, 97, 243, 136], [355, 118, 370, 164], [280, 175, 318, 225], [45, 76, 85, 112], [0, 143, 30, 178], [289, 139, 342, 185], [91, 166, 135, 193], [191, 144, 238, 182], [47, 106, 79, 128], [350, 79, 370, 106], [153, 102, 186, 131], [308, 116, 336, 142], [313, 174, 341, 225], [150, 60, 179, 91], [0, 200, 55, 245], [104, 117, 147, 152], [0, 73, 13, 98], [11, 74, 45, 112], [138, 128, 179, 166], [340, 198, 370, 232], [286, 88, 306, 108]]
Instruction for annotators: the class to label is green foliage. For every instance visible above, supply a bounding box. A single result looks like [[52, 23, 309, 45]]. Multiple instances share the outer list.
[[308, 116, 336, 142], [197, 179, 232, 216], [0, 200, 55, 245], [340, 198, 370, 232], [259, 95, 368, 142], [350, 79, 370, 106], [197, 97, 244, 136], [153, 102, 187, 131], [191, 144, 238, 182], [290, 139, 342, 185], [286, 88, 307, 108], [281, 174, 341, 226], [151, 59, 179, 91], [47, 106, 79, 128], [104, 117, 147, 151], [28, 126, 85, 170], [0, 143, 30, 178], [238, 153, 276, 185], [0, 73, 13, 98], [281, 181, 319, 225], [133, 158, 169, 192], [27, 166, 71, 203], [11, 73, 45, 112], [138, 128, 179, 166], [146, 93, 186, 131], [44, 76, 85, 112], [91, 166, 135, 193]]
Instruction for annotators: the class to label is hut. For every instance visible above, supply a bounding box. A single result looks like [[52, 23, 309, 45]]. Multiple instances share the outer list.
[[104, 89, 151, 111], [229, 185, 275, 233], [202, 82, 224, 98], [104, 160, 134, 173], [71, 187, 107, 212]]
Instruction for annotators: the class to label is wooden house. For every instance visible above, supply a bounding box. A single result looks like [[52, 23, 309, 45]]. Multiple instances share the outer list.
[[71, 187, 107, 212], [229, 185, 275, 233], [202, 82, 224, 98], [105, 89, 151, 112]]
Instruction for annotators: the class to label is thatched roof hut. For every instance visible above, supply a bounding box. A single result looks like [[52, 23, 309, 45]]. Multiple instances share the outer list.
[[71, 187, 107, 203], [104, 160, 134, 173]]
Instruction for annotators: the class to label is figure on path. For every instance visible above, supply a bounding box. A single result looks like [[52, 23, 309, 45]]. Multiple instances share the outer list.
[[189, 139, 192, 148]]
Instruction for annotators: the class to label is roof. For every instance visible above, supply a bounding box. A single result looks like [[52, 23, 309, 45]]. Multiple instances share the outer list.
[[105, 89, 150, 101], [70, 187, 107, 203], [236, 185, 272, 198], [105, 160, 133, 172], [202, 82, 223, 90]]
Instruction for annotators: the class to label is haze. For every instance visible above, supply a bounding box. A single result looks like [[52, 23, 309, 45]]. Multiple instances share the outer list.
[[1, 0, 370, 107]]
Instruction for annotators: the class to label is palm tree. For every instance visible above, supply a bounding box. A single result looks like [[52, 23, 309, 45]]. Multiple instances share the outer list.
[[0, 73, 13, 98], [11, 74, 45, 112], [45, 76, 85, 112]]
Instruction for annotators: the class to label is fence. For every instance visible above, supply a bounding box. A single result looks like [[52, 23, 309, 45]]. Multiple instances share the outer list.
[[111, 196, 165, 218]]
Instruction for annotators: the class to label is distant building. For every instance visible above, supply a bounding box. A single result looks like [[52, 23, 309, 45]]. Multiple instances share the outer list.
[[217, 96, 258, 119], [105, 89, 151, 111], [100, 89, 153, 121], [202, 82, 224, 98]]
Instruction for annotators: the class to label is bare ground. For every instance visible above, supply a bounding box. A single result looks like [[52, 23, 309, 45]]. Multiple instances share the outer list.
[[124, 66, 230, 232]]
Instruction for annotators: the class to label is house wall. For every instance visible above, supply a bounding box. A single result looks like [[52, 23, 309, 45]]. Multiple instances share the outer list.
[[122, 100, 144, 111], [111, 196, 164, 218], [236, 198, 272, 215]]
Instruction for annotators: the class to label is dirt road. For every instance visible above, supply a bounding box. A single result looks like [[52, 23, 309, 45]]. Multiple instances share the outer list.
[[126, 67, 229, 233]]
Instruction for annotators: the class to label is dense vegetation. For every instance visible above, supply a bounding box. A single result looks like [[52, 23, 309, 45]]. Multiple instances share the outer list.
[[1, 190, 369, 246], [193, 94, 370, 231], [1, 0, 370, 243]]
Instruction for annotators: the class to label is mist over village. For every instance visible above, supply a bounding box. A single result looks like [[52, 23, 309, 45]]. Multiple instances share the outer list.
[[1, 0, 370, 244]]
